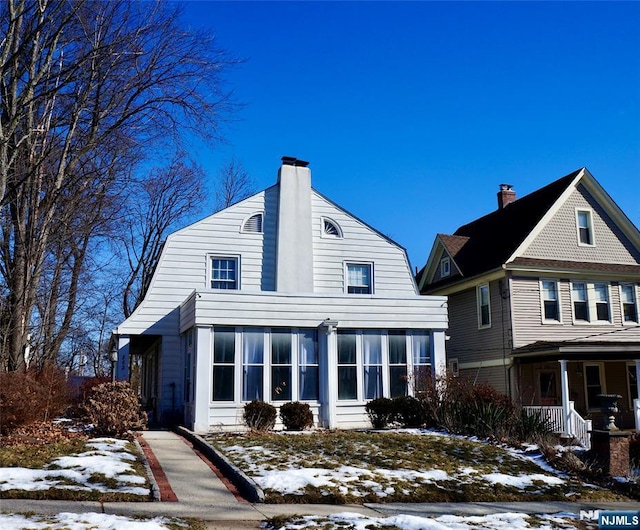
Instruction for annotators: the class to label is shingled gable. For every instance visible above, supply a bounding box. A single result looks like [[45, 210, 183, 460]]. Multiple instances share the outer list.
[[419, 168, 582, 292]]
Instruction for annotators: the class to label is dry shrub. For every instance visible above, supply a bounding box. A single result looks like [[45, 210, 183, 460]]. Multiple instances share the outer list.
[[280, 401, 314, 431], [81, 381, 147, 438], [243, 400, 277, 431], [0, 363, 71, 435]]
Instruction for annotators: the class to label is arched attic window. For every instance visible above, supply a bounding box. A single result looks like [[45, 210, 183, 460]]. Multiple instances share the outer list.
[[242, 212, 263, 233], [322, 218, 343, 238]]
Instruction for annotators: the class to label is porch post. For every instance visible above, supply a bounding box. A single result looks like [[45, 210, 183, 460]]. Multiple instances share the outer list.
[[559, 359, 572, 437], [635, 360, 640, 432], [116, 335, 130, 380]]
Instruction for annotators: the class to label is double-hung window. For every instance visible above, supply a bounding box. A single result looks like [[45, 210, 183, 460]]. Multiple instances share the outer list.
[[346, 263, 372, 294], [576, 209, 595, 246], [541, 280, 560, 322], [571, 281, 612, 323], [571, 282, 589, 321], [211, 257, 238, 289], [477, 284, 491, 328], [621, 284, 639, 323], [576, 210, 594, 246], [593, 283, 611, 322]]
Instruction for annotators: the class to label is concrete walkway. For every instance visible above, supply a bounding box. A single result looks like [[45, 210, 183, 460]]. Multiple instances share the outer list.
[[3, 429, 640, 529]]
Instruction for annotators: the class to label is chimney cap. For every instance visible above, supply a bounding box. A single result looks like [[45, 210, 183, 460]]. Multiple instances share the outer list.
[[281, 156, 309, 168], [499, 183, 514, 191]]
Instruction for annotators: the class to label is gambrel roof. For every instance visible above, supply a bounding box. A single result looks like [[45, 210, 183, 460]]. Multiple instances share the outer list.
[[418, 167, 640, 293]]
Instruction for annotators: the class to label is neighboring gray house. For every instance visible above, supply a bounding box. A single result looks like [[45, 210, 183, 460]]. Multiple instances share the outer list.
[[417, 168, 640, 446], [114, 157, 448, 432]]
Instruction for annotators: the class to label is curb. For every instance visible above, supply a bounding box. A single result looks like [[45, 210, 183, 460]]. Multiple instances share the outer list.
[[134, 436, 161, 502], [174, 426, 265, 503]]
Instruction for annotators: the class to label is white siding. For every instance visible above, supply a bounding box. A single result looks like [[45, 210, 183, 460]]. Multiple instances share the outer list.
[[311, 192, 417, 295], [180, 291, 448, 332]]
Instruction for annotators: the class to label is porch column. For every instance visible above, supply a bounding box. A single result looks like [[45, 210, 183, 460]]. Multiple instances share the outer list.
[[635, 360, 640, 432], [320, 320, 339, 429], [116, 335, 130, 381], [192, 326, 212, 433], [559, 359, 572, 437], [431, 330, 447, 378]]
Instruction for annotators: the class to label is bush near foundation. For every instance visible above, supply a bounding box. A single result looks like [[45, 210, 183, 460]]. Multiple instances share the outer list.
[[243, 400, 277, 431], [392, 395, 426, 428], [80, 381, 147, 438], [280, 401, 314, 431], [365, 397, 396, 429], [0, 363, 71, 434]]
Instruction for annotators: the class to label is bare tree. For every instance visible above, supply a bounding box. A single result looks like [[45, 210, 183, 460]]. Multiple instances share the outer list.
[[121, 153, 204, 318], [213, 158, 256, 212], [0, 0, 236, 370]]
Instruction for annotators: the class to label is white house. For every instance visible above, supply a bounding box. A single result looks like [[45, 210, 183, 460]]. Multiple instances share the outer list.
[[114, 156, 448, 432]]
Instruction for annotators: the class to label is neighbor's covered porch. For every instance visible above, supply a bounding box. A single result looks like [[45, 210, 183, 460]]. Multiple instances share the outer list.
[[513, 342, 640, 448]]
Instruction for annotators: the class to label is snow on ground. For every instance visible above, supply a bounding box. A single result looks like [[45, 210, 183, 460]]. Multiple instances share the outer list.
[[0, 438, 149, 496], [217, 429, 570, 498], [0, 512, 186, 530], [266, 511, 582, 530]]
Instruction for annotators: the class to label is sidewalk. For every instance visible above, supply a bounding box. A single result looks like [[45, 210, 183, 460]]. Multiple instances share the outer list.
[[3, 429, 640, 529]]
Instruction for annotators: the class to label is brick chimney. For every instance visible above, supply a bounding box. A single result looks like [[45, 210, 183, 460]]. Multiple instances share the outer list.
[[497, 184, 516, 209]]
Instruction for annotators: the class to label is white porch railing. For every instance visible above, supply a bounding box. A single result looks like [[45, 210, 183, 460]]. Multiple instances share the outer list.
[[523, 401, 592, 450]]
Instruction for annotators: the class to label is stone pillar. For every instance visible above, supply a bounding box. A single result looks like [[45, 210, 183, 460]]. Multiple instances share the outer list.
[[590, 430, 632, 477]]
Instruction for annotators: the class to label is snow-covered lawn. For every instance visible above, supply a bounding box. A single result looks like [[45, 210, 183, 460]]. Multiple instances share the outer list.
[[0, 512, 194, 530], [207, 429, 615, 503], [265, 511, 584, 530], [0, 438, 150, 499]]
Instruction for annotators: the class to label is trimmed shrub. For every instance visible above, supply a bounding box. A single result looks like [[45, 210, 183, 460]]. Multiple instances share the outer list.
[[392, 395, 425, 428], [0, 363, 71, 434], [280, 401, 314, 431], [81, 381, 147, 438], [243, 400, 277, 431], [365, 397, 395, 429]]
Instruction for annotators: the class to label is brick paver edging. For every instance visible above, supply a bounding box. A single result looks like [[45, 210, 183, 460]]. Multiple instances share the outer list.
[[136, 433, 179, 502]]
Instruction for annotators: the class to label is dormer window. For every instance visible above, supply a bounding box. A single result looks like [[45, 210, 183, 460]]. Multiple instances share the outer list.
[[242, 213, 263, 233], [440, 257, 450, 277], [322, 218, 342, 238]]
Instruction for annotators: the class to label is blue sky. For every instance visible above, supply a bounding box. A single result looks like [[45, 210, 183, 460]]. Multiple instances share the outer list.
[[179, 1, 640, 270]]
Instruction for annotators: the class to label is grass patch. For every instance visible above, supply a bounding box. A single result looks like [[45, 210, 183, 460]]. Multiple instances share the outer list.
[[207, 430, 628, 504], [0, 438, 87, 468]]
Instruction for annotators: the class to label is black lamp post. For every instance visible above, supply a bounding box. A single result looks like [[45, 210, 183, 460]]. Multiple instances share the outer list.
[[109, 347, 118, 383]]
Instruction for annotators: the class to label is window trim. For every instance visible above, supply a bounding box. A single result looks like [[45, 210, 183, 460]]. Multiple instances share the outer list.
[[440, 257, 451, 278], [208, 255, 240, 290], [321, 217, 343, 238], [477, 284, 491, 329], [576, 208, 595, 247], [583, 362, 606, 410], [570, 280, 613, 324], [628, 362, 638, 409], [540, 279, 562, 324], [620, 283, 639, 325], [345, 262, 374, 295]]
